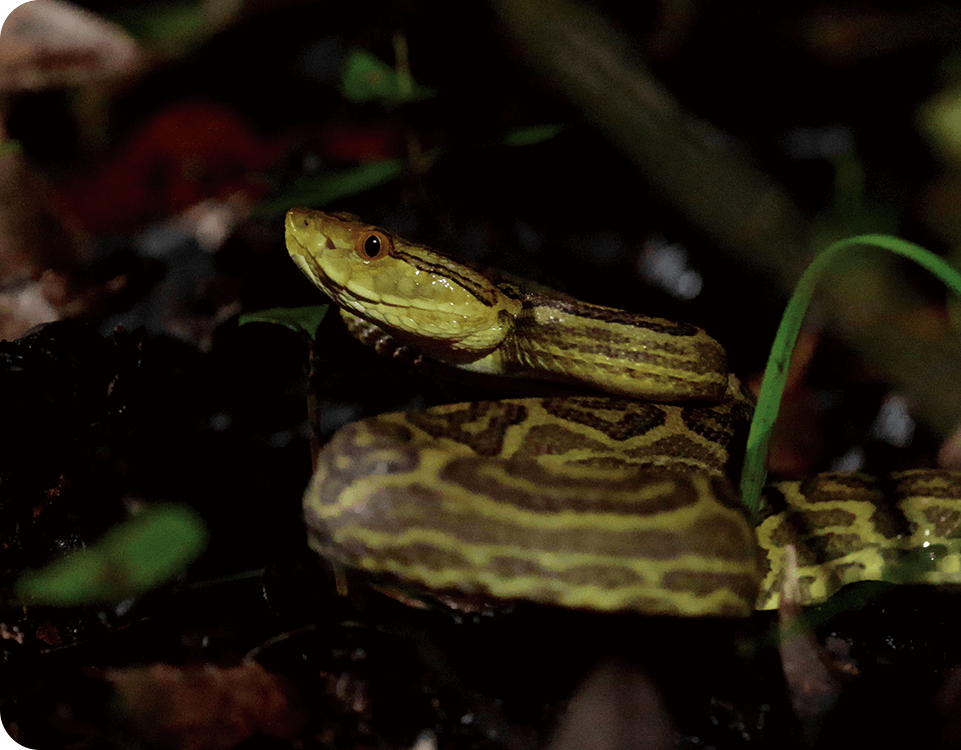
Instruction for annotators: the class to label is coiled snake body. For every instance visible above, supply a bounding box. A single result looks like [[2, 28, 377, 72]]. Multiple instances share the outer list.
[[286, 208, 961, 617]]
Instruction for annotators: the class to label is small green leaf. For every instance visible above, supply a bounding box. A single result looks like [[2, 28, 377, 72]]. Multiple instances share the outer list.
[[239, 305, 329, 341], [501, 124, 567, 147], [0, 140, 22, 156], [254, 160, 405, 216], [340, 49, 434, 103], [16, 505, 207, 606]]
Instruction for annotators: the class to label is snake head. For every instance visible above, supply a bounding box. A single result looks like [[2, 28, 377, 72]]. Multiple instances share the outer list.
[[285, 208, 522, 360]]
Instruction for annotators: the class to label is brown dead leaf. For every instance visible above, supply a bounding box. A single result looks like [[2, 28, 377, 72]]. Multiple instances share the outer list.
[[105, 661, 304, 750]]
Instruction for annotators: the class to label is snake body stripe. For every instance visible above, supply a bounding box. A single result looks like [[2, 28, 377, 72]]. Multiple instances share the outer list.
[[522, 293, 708, 335], [305, 438, 759, 617], [335, 394, 752, 475], [491, 292, 729, 401], [305, 394, 758, 616]]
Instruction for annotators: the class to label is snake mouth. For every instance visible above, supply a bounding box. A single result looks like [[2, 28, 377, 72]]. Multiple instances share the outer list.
[[287, 234, 353, 299]]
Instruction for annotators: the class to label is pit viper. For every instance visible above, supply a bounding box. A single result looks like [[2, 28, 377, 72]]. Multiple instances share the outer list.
[[285, 207, 961, 617]]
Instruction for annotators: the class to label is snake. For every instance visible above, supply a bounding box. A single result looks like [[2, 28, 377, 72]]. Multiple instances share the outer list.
[[285, 207, 961, 617]]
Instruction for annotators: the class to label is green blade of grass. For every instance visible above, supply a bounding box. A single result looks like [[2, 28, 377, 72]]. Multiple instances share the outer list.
[[740, 234, 961, 520]]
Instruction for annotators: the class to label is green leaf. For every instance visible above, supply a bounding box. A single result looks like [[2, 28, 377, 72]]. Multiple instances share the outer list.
[[740, 235, 961, 519], [254, 123, 564, 218], [254, 160, 405, 216], [16, 505, 207, 606], [340, 49, 435, 103], [239, 305, 329, 341], [501, 123, 567, 147]]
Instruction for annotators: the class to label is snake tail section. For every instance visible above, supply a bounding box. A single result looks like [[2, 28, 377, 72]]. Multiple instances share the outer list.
[[755, 469, 961, 609]]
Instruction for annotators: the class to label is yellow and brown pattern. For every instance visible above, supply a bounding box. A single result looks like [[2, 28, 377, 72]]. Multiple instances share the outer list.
[[287, 208, 961, 617], [306, 414, 759, 616], [755, 470, 961, 609], [499, 294, 729, 400]]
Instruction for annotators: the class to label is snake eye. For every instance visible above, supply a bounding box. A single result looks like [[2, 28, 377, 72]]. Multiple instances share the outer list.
[[356, 230, 391, 261]]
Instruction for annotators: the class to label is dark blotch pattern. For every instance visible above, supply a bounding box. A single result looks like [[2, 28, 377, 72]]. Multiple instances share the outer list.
[[797, 473, 883, 504], [439, 458, 702, 516], [921, 505, 961, 537], [562, 563, 648, 589], [510, 424, 612, 462], [406, 401, 528, 457], [541, 397, 668, 440], [366, 541, 473, 572], [662, 570, 758, 599], [685, 513, 756, 561], [313, 423, 420, 509], [680, 402, 749, 447]]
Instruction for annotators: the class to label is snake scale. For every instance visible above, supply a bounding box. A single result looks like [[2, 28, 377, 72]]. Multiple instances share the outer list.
[[285, 207, 961, 617]]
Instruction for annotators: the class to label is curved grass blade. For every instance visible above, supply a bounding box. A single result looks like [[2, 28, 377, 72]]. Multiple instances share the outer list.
[[740, 235, 961, 519]]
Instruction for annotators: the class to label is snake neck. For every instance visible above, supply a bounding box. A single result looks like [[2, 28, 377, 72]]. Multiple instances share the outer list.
[[343, 283, 731, 403], [473, 293, 730, 401]]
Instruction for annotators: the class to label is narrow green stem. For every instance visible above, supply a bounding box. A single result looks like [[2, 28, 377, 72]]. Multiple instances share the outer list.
[[739, 234, 961, 520]]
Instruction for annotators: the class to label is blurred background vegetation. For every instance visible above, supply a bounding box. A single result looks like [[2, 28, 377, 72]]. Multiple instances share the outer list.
[[6, 0, 961, 462]]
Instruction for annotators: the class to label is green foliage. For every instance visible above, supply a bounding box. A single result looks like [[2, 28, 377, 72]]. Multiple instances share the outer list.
[[740, 235, 961, 519], [256, 39, 566, 214], [501, 124, 566, 147], [16, 505, 207, 606], [340, 49, 435, 103], [254, 160, 406, 217], [238, 305, 329, 342], [256, 121, 566, 215]]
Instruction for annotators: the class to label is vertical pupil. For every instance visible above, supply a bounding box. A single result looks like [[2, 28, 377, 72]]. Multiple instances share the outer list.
[[364, 235, 381, 257]]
